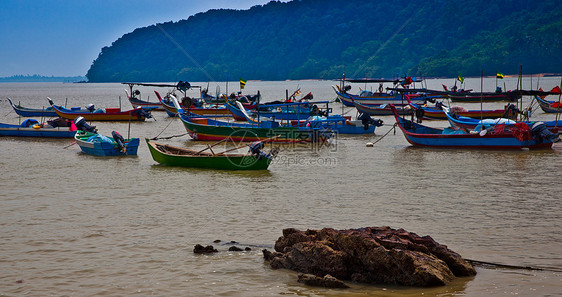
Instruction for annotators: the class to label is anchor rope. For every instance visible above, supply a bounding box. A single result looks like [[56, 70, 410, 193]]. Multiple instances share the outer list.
[[150, 116, 188, 140], [368, 123, 397, 146], [467, 259, 562, 273]]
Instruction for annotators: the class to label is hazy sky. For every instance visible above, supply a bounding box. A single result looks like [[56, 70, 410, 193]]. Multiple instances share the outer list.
[[0, 0, 273, 77]]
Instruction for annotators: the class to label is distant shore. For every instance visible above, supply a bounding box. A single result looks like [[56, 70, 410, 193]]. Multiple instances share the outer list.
[[0, 75, 86, 83]]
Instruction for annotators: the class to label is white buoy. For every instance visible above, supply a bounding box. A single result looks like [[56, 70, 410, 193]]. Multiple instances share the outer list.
[[366, 142, 374, 147]]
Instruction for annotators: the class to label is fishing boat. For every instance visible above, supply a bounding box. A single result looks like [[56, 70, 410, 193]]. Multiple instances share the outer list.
[[232, 100, 380, 134], [442, 107, 562, 133], [332, 76, 442, 107], [74, 130, 139, 156], [124, 83, 165, 111], [179, 113, 330, 143], [404, 95, 519, 120], [534, 95, 562, 114], [0, 118, 77, 137], [155, 91, 232, 117], [352, 98, 413, 116], [226, 100, 329, 121], [389, 105, 555, 150], [146, 137, 279, 170], [447, 90, 521, 102], [6, 97, 81, 117], [169, 94, 331, 143], [302, 114, 383, 134], [333, 85, 423, 107], [48, 98, 152, 121]]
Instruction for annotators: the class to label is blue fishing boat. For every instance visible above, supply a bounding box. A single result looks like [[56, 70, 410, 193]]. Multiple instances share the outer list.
[[534, 95, 562, 114], [0, 118, 77, 138], [226, 100, 325, 121], [389, 105, 557, 150], [352, 98, 413, 116], [72, 117, 140, 156], [442, 106, 562, 133], [74, 131, 140, 156], [7, 97, 83, 117], [232, 101, 382, 134]]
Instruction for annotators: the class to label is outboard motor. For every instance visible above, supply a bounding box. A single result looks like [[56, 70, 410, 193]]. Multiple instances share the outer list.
[[358, 113, 384, 130], [73, 116, 97, 133], [249, 141, 264, 155], [86, 104, 96, 112], [135, 108, 152, 119], [111, 131, 126, 153], [249, 141, 272, 160], [530, 122, 560, 143]]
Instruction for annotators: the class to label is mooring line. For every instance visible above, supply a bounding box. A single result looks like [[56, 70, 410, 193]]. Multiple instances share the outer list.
[[467, 259, 562, 272], [151, 133, 188, 140], [368, 123, 397, 146], [150, 116, 181, 140]]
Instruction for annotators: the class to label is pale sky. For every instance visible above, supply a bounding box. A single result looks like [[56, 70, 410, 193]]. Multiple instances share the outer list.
[[0, 0, 274, 77]]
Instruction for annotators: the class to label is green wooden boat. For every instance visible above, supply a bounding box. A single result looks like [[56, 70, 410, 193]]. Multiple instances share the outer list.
[[145, 139, 277, 170]]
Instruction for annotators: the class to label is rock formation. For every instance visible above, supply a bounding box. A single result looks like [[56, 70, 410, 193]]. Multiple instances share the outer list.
[[263, 227, 476, 287]]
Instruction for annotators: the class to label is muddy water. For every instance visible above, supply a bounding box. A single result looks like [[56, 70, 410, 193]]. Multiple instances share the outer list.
[[0, 79, 561, 296]]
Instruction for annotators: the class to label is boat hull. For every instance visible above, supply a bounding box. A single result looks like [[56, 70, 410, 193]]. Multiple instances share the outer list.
[[448, 92, 521, 102], [180, 115, 328, 143], [74, 131, 140, 156], [353, 100, 413, 116], [128, 97, 165, 111], [535, 95, 562, 113], [52, 105, 148, 121], [390, 105, 553, 150], [0, 123, 76, 137], [146, 139, 272, 170]]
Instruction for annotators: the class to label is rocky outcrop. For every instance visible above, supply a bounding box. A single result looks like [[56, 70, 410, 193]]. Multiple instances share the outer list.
[[297, 274, 349, 288], [193, 244, 218, 254], [263, 227, 475, 287]]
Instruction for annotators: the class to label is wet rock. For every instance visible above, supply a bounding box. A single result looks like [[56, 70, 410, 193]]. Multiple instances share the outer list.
[[213, 239, 221, 243], [245, 247, 252, 251], [193, 244, 218, 254], [228, 246, 243, 251], [298, 273, 349, 288], [262, 249, 283, 261], [264, 227, 476, 287]]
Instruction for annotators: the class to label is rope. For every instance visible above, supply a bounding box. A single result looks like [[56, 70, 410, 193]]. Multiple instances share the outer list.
[[467, 259, 562, 273], [368, 123, 397, 146], [150, 133, 188, 140], [151, 117, 183, 140]]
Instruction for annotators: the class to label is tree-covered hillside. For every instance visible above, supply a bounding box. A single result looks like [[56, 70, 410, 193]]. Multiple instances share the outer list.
[[86, 0, 562, 82]]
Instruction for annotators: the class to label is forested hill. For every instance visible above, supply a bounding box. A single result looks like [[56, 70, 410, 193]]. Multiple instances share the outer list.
[[86, 0, 562, 82]]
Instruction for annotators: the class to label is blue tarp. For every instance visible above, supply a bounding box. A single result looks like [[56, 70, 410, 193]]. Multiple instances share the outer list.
[[87, 134, 114, 143], [21, 119, 39, 127]]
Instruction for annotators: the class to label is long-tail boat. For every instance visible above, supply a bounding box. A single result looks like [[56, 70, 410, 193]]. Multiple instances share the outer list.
[[447, 90, 521, 102], [233, 100, 381, 134], [48, 98, 152, 121], [404, 95, 519, 120], [74, 130, 139, 156], [534, 95, 562, 114], [6, 97, 81, 117], [155, 91, 232, 118], [169, 96, 331, 143], [352, 98, 413, 116], [442, 107, 562, 133], [389, 104, 556, 150], [146, 136, 279, 170], [0, 118, 77, 138]]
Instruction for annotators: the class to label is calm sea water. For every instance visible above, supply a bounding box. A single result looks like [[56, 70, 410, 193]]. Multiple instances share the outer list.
[[0, 78, 561, 296]]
